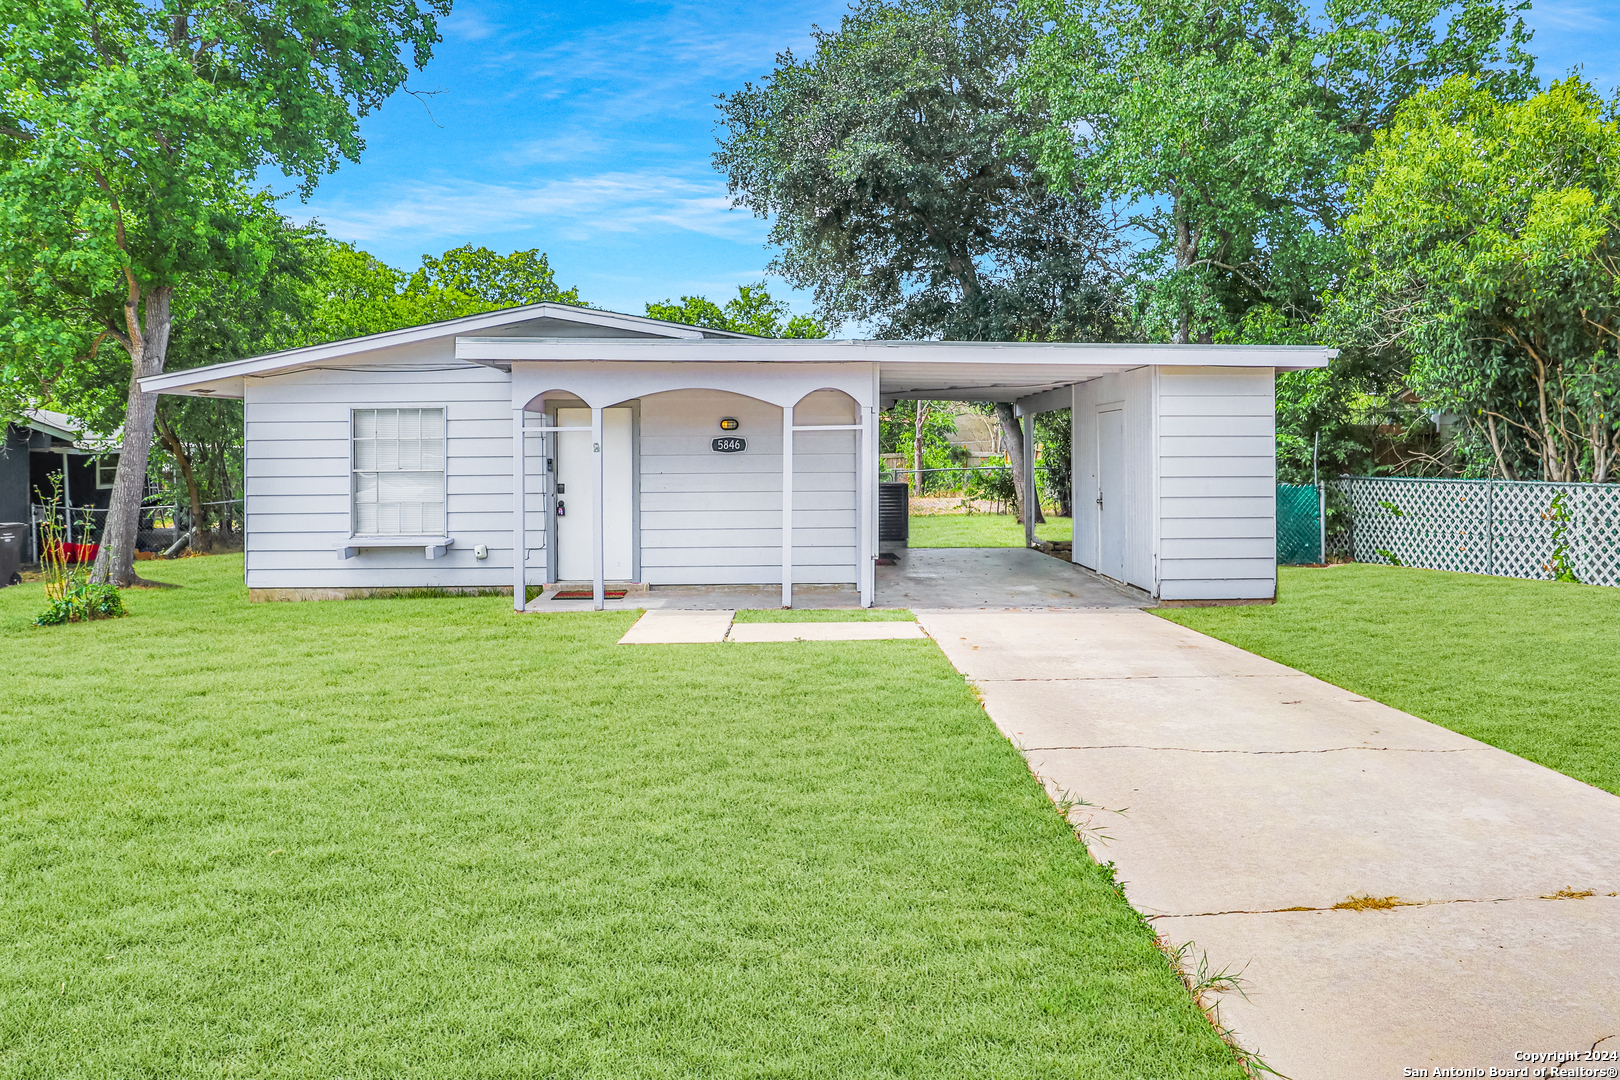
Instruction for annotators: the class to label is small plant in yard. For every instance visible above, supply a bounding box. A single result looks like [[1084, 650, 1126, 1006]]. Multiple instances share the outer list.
[[1541, 492, 1581, 583], [33, 480, 126, 627]]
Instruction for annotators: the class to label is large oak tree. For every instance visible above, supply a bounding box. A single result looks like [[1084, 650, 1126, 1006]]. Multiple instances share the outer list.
[[0, 0, 449, 585], [714, 0, 1116, 521]]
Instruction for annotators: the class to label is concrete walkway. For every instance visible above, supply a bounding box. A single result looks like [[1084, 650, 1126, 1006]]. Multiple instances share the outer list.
[[917, 608, 1620, 1079], [616, 609, 928, 644]]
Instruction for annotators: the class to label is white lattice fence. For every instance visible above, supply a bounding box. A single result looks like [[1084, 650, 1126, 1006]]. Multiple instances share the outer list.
[[1336, 477, 1620, 587]]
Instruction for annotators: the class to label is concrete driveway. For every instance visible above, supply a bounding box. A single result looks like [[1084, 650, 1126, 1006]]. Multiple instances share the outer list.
[[917, 608, 1620, 1079]]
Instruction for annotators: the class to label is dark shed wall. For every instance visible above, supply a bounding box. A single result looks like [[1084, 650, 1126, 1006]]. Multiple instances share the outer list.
[[0, 425, 28, 524]]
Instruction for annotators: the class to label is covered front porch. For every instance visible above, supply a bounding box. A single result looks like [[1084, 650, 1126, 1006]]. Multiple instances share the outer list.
[[524, 546, 1149, 612]]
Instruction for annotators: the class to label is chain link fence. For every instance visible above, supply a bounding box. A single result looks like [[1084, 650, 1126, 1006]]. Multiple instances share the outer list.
[[878, 465, 1069, 512], [25, 498, 245, 564], [1331, 476, 1620, 587]]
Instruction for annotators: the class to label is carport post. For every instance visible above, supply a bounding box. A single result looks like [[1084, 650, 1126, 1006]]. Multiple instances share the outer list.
[[860, 403, 875, 607], [1019, 404, 1036, 549], [512, 405, 526, 612], [781, 405, 793, 608], [591, 406, 605, 611]]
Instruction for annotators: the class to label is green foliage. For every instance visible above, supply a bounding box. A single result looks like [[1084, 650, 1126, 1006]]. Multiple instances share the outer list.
[[35, 575, 125, 626], [0, 0, 449, 389], [714, 0, 1118, 342], [1543, 492, 1580, 582], [308, 241, 587, 343], [645, 283, 825, 338], [1019, 0, 1536, 344], [1337, 76, 1620, 482]]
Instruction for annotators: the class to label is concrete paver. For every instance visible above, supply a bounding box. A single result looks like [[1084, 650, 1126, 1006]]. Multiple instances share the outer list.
[[726, 622, 928, 642], [916, 608, 1620, 1078], [617, 609, 734, 644]]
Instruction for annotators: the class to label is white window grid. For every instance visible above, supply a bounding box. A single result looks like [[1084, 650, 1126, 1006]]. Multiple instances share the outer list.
[[352, 408, 446, 536]]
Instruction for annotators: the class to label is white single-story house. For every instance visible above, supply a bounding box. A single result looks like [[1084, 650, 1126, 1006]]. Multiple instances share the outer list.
[[141, 303, 1331, 609]]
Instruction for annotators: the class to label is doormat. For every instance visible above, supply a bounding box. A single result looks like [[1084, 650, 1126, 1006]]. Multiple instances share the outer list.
[[876, 552, 899, 566], [553, 589, 629, 600]]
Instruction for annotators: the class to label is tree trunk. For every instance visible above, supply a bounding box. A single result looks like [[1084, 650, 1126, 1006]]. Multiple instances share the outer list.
[[993, 402, 1044, 525], [155, 408, 211, 554], [93, 285, 173, 587], [1172, 193, 1192, 345], [912, 400, 929, 488]]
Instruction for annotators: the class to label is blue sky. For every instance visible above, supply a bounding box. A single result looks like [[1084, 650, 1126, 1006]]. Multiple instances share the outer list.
[[280, 0, 1620, 324]]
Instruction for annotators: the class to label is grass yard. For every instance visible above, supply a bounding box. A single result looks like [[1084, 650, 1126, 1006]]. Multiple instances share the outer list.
[[907, 513, 1072, 548], [0, 555, 1241, 1079], [1158, 564, 1620, 796]]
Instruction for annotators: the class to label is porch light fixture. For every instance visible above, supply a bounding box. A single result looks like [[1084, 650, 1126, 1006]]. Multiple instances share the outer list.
[[719, 417, 739, 430]]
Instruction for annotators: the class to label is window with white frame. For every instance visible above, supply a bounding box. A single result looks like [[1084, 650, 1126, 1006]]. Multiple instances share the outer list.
[[352, 408, 446, 536], [96, 456, 120, 489]]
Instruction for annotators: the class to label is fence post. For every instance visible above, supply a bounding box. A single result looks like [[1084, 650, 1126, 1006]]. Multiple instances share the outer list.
[[1318, 482, 1326, 563], [1486, 481, 1496, 577]]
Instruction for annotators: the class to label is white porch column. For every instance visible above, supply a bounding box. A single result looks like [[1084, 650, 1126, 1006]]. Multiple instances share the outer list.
[[1020, 403, 1036, 549], [859, 403, 875, 607], [781, 404, 794, 608], [591, 405, 605, 611], [512, 406, 526, 612]]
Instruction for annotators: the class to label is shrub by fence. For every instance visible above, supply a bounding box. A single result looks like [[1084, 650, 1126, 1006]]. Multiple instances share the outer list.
[[1332, 477, 1620, 587]]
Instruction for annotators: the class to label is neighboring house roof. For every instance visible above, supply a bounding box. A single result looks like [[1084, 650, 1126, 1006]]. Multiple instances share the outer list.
[[15, 408, 120, 452], [138, 300, 1335, 403], [20, 408, 79, 443]]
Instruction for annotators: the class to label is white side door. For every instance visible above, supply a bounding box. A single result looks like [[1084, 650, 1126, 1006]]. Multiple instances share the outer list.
[[1097, 407, 1125, 582], [556, 407, 634, 581]]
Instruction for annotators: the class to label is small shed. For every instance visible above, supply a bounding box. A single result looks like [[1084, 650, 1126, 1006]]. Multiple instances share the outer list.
[[142, 303, 1330, 608]]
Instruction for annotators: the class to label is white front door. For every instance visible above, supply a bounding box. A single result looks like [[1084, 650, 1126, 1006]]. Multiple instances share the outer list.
[[1097, 408, 1125, 582], [556, 407, 634, 581]]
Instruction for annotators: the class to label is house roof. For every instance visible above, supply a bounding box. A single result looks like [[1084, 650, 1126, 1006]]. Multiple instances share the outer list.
[[139, 302, 758, 398], [20, 408, 79, 443], [138, 301, 1335, 403]]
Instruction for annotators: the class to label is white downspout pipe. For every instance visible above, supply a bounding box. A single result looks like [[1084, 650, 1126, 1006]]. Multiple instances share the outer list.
[[591, 406, 605, 611], [781, 404, 794, 608]]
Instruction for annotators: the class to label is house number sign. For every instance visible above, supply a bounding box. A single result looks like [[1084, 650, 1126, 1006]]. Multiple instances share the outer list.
[[711, 436, 747, 454]]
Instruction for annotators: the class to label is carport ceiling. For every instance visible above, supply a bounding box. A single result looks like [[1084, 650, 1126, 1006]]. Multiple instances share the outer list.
[[878, 362, 1132, 402]]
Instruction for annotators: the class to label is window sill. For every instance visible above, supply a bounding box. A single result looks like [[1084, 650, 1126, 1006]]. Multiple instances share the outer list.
[[336, 536, 455, 560]]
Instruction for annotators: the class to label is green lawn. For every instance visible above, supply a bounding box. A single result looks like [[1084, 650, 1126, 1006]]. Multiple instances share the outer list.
[[907, 513, 1073, 548], [1158, 564, 1620, 795], [0, 556, 1239, 1079]]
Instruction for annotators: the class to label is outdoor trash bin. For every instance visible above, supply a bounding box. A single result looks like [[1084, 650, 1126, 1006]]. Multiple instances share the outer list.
[[0, 522, 25, 586]]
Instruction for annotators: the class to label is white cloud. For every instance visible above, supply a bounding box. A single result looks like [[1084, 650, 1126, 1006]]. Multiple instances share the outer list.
[[441, 5, 499, 42], [302, 169, 766, 248], [1532, 2, 1610, 32]]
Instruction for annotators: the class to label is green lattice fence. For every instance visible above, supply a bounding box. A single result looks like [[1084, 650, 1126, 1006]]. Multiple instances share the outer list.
[[1334, 477, 1620, 587], [1277, 483, 1323, 565]]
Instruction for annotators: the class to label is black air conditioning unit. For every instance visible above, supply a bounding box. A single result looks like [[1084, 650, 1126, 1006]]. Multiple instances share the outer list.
[[879, 482, 909, 545]]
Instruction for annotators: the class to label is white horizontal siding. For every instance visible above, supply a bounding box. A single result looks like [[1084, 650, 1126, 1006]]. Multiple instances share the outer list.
[[637, 388, 858, 586], [1155, 366, 1277, 602], [243, 344, 522, 590]]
